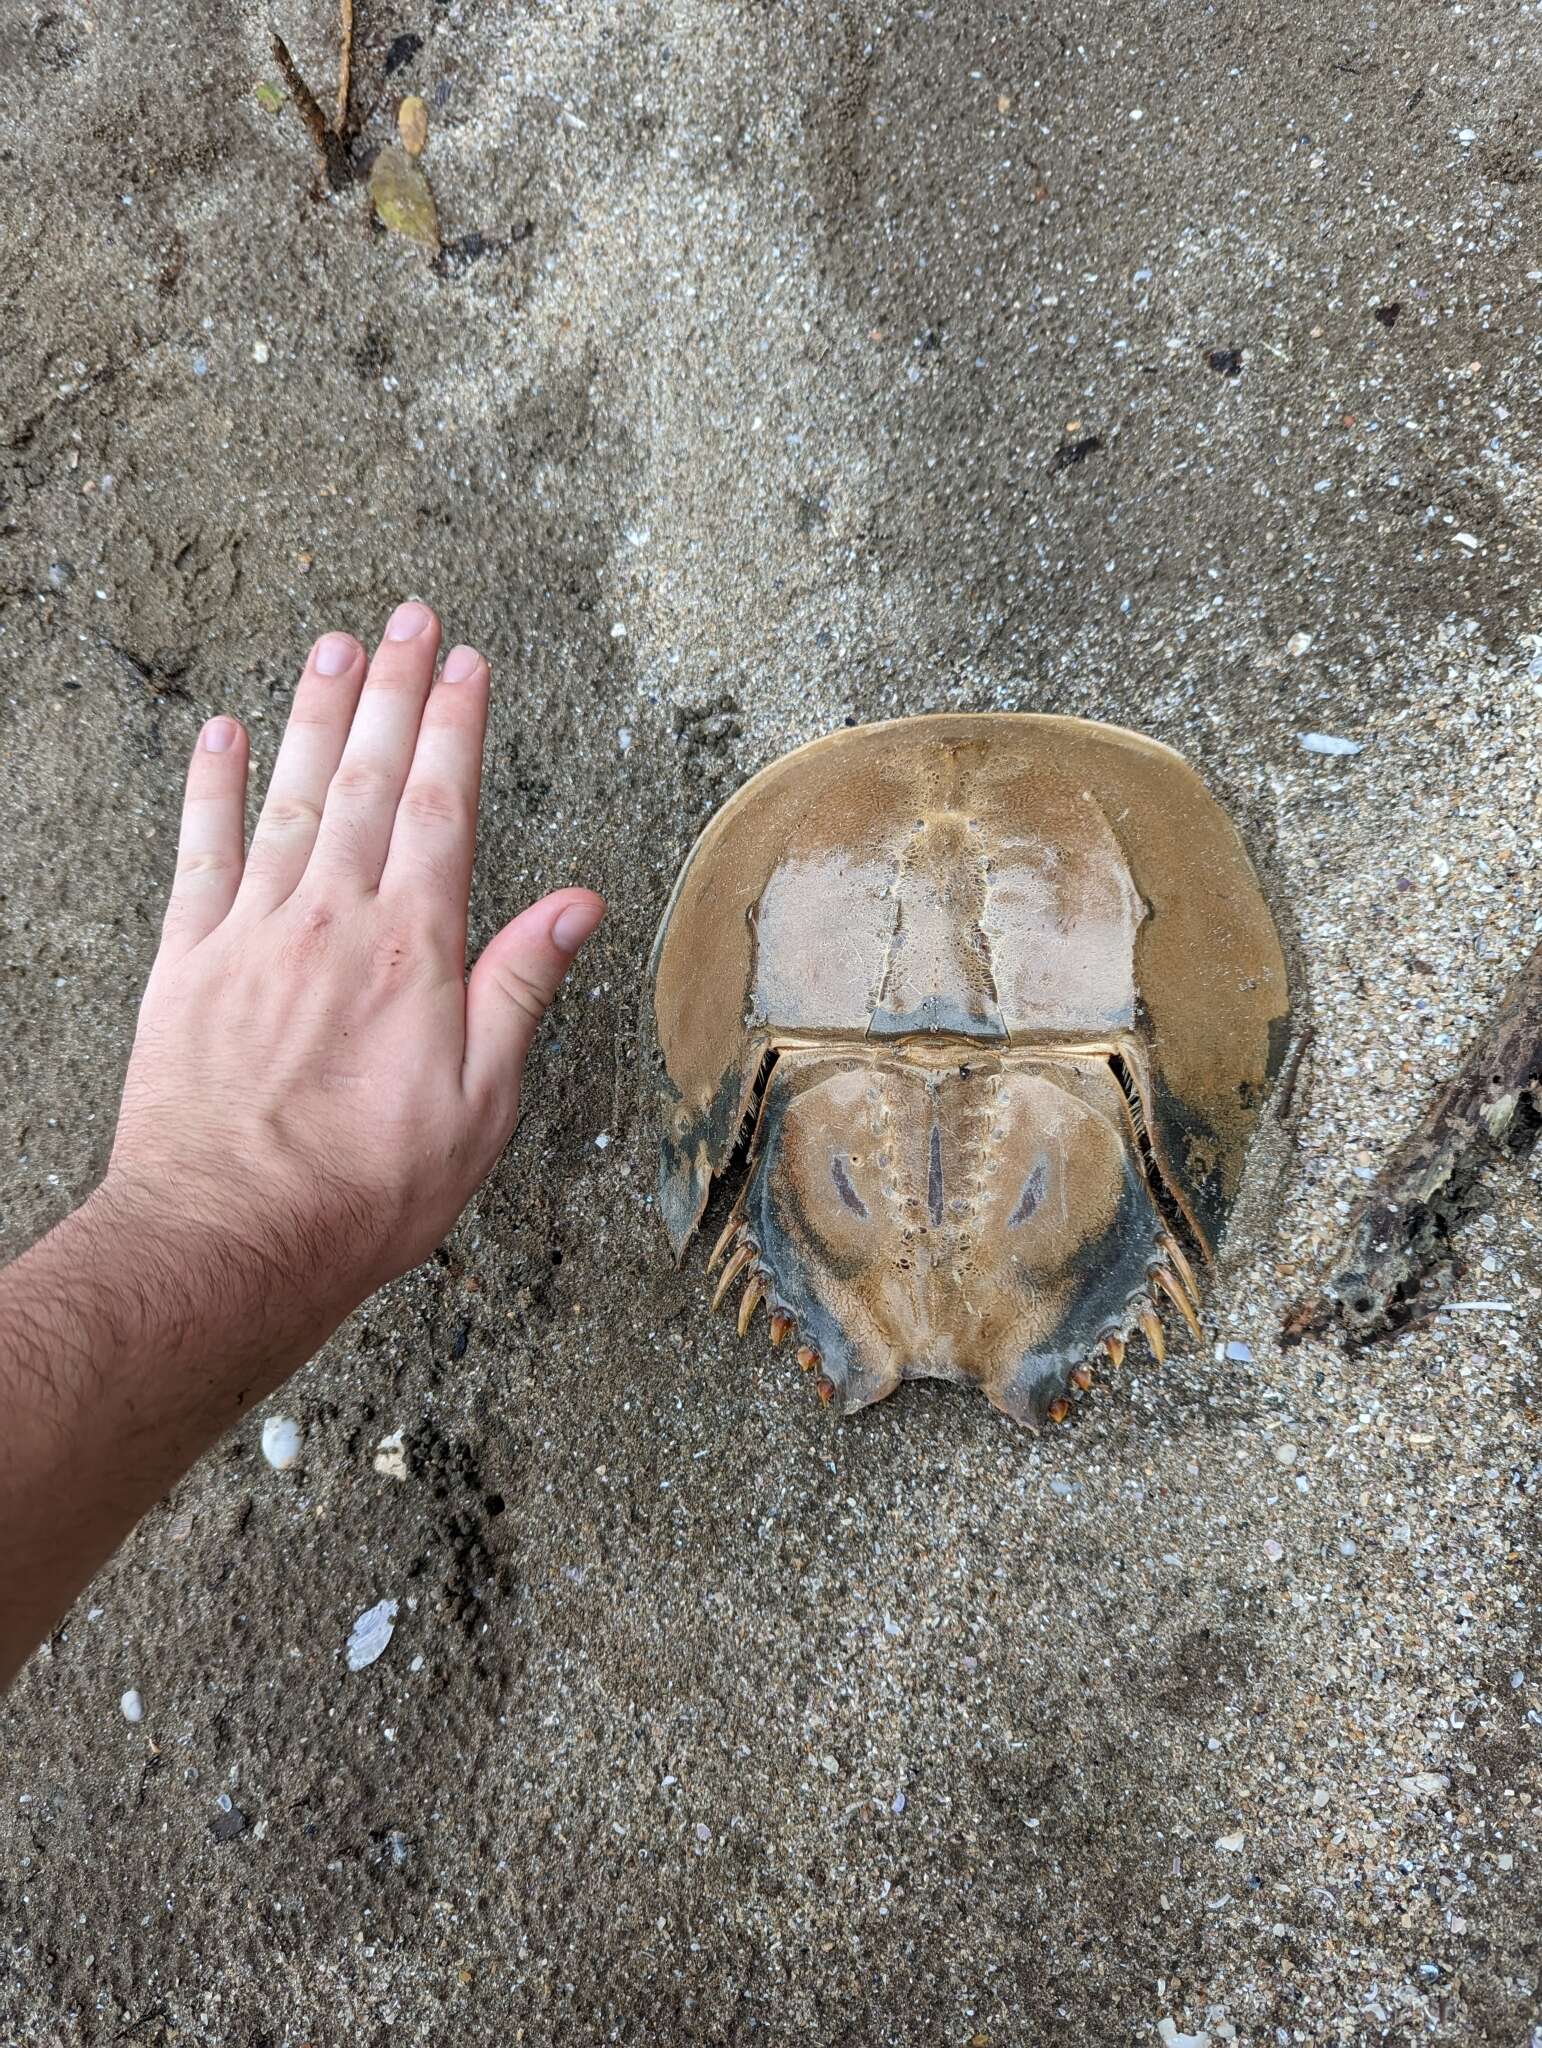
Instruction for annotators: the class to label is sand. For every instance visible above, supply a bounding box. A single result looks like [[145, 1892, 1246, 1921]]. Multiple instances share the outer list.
[[1, 2, 1539, 2041]]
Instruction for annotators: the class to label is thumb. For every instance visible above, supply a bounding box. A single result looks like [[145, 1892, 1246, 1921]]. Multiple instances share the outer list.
[[464, 888, 606, 1112]]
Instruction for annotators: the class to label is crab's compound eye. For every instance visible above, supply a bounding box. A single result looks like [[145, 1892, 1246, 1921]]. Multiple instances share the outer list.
[[1008, 1158, 1048, 1228], [829, 1154, 870, 1219]]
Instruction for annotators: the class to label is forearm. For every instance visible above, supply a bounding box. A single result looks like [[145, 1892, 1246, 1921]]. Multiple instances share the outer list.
[[0, 1182, 339, 1689]]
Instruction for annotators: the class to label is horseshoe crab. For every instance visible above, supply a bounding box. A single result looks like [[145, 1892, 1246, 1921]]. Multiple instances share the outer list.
[[647, 714, 1289, 1425]]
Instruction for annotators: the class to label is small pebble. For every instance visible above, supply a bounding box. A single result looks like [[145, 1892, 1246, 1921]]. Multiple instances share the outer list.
[[1298, 732, 1363, 756], [252, 339, 270, 364], [1286, 631, 1313, 657], [346, 1598, 399, 1672], [1158, 2022, 1212, 2048], [260, 1416, 302, 1471], [1401, 1771, 1450, 1797], [1222, 1340, 1252, 1363], [373, 1430, 408, 1481], [119, 1688, 144, 1724], [1215, 1831, 1245, 1853], [1263, 1538, 1285, 1562]]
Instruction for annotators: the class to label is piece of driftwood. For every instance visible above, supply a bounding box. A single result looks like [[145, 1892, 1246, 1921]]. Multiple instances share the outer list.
[[336, 0, 355, 137], [1282, 940, 1542, 1345], [270, 32, 354, 191]]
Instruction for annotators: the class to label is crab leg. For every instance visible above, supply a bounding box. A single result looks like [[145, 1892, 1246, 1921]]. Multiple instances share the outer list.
[[737, 1274, 767, 1337], [795, 1345, 820, 1373], [711, 1243, 755, 1311], [1102, 1331, 1126, 1369], [1136, 1301, 1167, 1363], [1152, 1265, 1202, 1342], [707, 1213, 746, 1275], [768, 1310, 793, 1346], [1069, 1364, 1093, 1393], [1159, 1231, 1202, 1309]]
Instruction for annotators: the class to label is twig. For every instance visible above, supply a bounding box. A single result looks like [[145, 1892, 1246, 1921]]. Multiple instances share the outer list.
[[1282, 939, 1542, 1346], [270, 32, 353, 190], [336, 0, 354, 137]]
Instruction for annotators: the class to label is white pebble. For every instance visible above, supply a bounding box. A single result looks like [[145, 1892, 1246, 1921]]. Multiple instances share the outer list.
[[1263, 1538, 1285, 1562], [1273, 1443, 1297, 1467], [1454, 531, 1479, 550], [252, 339, 271, 364], [594, 1132, 611, 1149], [1286, 630, 1313, 657], [1298, 732, 1363, 756], [1222, 1340, 1252, 1363], [373, 1430, 408, 1481], [119, 1688, 144, 1723], [1215, 1830, 1245, 1853], [1401, 1771, 1450, 1797], [346, 1598, 399, 1672], [260, 1416, 302, 1471], [1159, 2022, 1212, 2048]]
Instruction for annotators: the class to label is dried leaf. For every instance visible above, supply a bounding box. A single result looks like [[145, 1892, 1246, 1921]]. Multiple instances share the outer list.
[[254, 80, 285, 114], [369, 147, 439, 251], [398, 94, 429, 157]]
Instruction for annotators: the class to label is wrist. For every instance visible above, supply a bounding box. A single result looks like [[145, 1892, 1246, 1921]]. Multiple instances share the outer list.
[[75, 1171, 350, 1404]]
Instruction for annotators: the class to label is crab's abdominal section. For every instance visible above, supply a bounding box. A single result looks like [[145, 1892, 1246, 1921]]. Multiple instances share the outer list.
[[647, 712, 1290, 1425], [745, 1048, 1165, 1423]]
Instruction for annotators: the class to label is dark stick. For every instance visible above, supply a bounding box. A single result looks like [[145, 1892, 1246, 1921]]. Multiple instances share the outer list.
[[1282, 939, 1542, 1345], [270, 33, 353, 190]]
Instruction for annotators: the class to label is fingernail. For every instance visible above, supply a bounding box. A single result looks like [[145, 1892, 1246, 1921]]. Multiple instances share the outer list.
[[552, 898, 604, 954], [202, 717, 238, 753], [385, 601, 434, 642], [441, 644, 483, 683], [313, 632, 358, 676]]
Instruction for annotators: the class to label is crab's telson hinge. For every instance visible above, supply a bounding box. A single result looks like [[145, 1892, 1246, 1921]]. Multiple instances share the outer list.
[[1152, 1264, 1202, 1341], [1137, 1301, 1167, 1363], [711, 1242, 755, 1311], [737, 1274, 767, 1337]]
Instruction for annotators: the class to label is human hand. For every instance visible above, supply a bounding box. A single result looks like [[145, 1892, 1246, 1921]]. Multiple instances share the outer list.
[[102, 602, 605, 1375]]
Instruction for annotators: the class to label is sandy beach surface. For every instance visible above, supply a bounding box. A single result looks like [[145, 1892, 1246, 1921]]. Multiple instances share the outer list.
[[2, 3, 1540, 2041]]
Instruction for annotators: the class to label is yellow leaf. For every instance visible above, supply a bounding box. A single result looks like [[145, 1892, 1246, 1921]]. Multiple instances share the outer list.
[[369, 148, 439, 251], [398, 94, 429, 157]]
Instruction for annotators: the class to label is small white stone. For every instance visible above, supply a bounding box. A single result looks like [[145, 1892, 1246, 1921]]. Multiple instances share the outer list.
[[610, 621, 626, 640], [1457, 128, 1476, 144], [1158, 2022, 1212, 2048], [252, 339, 271, 364], [1286, 630, 1313, 657], [1263, 1538, 1285, 1562], [119, 1688, 144, 1724], [346, 1598, 399, 1672], [1401, 1771, 1450, 1797], [373, 1430, 408, 1481], [260, 1416, 302, 1471], [1298, 732, 1363, 756], [594, 1132, 611, 1149], [1215, 1830, 1245, 1853], [1454, 531, 1479, 549], [1273, 1443, 1297, 1467]]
